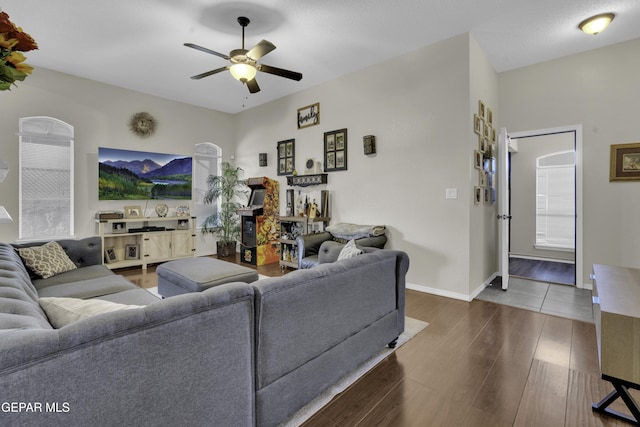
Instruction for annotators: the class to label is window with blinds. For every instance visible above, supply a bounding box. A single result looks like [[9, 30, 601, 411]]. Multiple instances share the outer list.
[[535, 150, 575, 250], [193, 143, 221, 228], [19, 117, 74, 241]]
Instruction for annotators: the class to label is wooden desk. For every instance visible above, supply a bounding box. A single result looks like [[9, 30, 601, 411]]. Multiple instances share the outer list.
[[592, 264, 640, 425]]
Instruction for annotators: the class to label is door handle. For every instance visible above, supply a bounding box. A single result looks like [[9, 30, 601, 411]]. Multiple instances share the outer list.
[[496, 215, 512, 220]]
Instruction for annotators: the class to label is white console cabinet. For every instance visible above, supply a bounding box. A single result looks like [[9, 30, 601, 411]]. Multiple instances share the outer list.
[[95, 216, 196, 269]]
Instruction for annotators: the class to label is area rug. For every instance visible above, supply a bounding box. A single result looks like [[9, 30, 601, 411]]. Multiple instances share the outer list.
[[282, 316, 428, 426]]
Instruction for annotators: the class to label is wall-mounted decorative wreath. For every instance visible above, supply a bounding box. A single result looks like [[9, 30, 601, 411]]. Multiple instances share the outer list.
[[128, 112, 157, 138]]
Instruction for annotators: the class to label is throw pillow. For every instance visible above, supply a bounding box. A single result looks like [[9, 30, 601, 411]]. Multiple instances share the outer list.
[[17, 241, 78, 279], [337, 239, 363, 261], [39, 297, 141, 328]]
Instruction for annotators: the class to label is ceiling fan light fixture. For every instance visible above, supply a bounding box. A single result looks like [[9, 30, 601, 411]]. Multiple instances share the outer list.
[[230, 63, 257, 82], [579, 13, 614, 35]]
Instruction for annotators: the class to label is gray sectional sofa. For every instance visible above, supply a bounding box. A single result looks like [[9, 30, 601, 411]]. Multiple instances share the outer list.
[[0, 237, 409, 426]]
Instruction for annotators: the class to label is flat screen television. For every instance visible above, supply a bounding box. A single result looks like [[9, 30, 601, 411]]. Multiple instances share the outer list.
[[98, 147, 192, 200]]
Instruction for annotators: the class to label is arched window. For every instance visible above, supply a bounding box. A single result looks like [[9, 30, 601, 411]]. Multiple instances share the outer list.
[[19, 117, 74, 240], [193, 143, 221, 228], [535, 150, 575, 250]]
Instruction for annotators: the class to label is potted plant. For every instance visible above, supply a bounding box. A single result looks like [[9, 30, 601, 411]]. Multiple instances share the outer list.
[[201, 161, 248, 258]]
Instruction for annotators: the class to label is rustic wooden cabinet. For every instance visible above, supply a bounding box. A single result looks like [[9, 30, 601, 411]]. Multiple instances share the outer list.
[[591, 264, 640, 424], [96, 216, 196, 269]]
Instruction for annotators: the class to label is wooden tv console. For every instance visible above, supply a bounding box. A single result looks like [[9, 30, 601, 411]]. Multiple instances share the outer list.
[[591, 264, 640, 425]]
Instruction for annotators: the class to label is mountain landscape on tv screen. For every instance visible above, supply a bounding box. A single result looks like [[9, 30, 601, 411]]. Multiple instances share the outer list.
[[98, 148, 192, 200]]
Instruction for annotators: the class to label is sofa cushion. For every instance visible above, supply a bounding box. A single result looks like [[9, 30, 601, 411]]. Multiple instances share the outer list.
[[16, 241, 77, 279], [96, 288, 160, 306], [337, 240, 363, 261], [32, 264, 116, 290], [36, 275, 138, 299], [39, 297, 141, 328]]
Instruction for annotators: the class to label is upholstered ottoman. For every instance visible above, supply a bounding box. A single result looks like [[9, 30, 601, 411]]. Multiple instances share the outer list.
[[157, 257, 259, 297]]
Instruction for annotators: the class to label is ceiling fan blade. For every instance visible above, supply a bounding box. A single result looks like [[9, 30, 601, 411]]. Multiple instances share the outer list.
[[190, 66, 229, 80], [184, 43, 230, 60], [247, 40, 276, 61], [246, 78, 260, 93], [257, 64, 303, 81]]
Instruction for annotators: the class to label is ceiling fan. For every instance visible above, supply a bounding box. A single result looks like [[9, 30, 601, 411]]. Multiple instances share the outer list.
[[184, 16, 303, 93]]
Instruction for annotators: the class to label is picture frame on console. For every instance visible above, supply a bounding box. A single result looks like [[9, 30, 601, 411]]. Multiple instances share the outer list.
[[104, 247, 117, 263], [125, 244, 139, 260], [124, 206, 142, 218], [324, 128, 348, 172]]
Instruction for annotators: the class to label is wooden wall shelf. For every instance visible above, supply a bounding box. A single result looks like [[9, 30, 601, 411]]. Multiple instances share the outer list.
[[286, 174, 328, 187]]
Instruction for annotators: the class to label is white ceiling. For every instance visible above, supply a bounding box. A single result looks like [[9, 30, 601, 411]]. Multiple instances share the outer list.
[[6, 0, 640, 114]]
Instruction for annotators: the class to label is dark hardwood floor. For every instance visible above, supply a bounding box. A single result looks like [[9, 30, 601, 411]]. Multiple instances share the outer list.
[[509, 257, 575, 286], [119, 257, 631, 426]]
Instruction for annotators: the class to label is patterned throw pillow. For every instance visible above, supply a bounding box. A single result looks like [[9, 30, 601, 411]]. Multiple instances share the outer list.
[[337, 239, 364, 261], [39, 297, 141, 328], [17, 241, 77, 279]]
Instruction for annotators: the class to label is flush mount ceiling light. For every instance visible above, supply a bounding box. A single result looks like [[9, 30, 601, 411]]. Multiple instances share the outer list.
[[579, 13, 615, 35]]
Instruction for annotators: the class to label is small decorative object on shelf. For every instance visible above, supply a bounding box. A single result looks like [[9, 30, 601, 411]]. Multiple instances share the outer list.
[[104, 247, 117, 264], [175, 205, 190, 217], [0, 11, 38, 91], [286, 173, 328, 187], [124, 205, 142, 218], [155, 203, 168, 217], [125, 244, 139, 260]]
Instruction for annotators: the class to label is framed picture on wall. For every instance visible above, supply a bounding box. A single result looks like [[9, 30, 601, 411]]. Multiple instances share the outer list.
[[610, 142, 640, 181], [324, 129, 347, 172], [277, 139, 295, 176]]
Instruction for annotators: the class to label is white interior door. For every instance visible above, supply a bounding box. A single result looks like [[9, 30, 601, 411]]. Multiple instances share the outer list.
[[498, 128, 511, 290]]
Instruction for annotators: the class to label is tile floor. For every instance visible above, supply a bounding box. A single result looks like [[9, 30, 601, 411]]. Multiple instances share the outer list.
[[476, 276, 594, 323]]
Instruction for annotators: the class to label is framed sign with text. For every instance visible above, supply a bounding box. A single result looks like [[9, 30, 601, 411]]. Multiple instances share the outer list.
[[297, 103, 320, 129]]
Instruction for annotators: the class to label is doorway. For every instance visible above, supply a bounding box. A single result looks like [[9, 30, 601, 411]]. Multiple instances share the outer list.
[[496, 125, 583, 291], [509, 131, 576, 286]]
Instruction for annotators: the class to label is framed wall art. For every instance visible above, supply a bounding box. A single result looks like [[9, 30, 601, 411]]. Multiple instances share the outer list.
[[297, 103, 320, 129], [324, 129, 348, 172], [277, 139, 295, 176], [610, 142, 640, 181]]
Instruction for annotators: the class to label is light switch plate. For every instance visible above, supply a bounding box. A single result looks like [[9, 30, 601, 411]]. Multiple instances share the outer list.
[[445, 188, 457, 199]]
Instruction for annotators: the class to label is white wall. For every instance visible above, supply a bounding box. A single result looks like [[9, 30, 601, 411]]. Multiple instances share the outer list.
[[499, 38, 640, 286], [235, 34, 498, 300], [469, 36, 499, 296], [0, 67, 234, 255], [0, 33, 508, 300]]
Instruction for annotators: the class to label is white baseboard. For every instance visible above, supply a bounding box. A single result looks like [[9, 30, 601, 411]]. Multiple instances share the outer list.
[[407, 282, 473, 302], [407, 273, 498, 303]]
